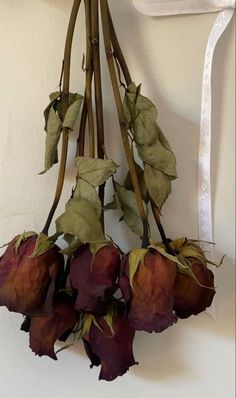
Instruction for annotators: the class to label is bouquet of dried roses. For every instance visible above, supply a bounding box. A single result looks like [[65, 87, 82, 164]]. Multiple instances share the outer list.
[[0, 0, 217, 382]]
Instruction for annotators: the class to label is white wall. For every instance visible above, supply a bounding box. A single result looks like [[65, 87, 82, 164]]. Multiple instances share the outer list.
[[0, 1, 235, 397]]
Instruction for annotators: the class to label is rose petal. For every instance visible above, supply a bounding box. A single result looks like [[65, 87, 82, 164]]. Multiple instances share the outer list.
[[70, 245, 120, 313], [0, 235, 64, 314], [29, 293, 77, 360], [84, 303, 137, 381], [174, 259, 215, 319], [120, 250, 177, 333]]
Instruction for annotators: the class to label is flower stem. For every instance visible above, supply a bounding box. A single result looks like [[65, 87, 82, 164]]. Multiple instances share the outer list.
[[91, 0, 105, 229], [100, 0, 149, 248], [77, 93, 87, 156], [85, 0, 95, 158], [103, 1, 173, 253], [42, 0, 81, 235]]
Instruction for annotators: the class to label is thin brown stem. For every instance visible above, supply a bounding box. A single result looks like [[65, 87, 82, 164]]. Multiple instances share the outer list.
[[151, 202, 175, 255], [77, 93, 87, 156], [85, 0, 95, 158], [91, 0, 105, 229], [100, 0, 149, 247], [42, 0, 81, 235], [107, 5, 132, 86]]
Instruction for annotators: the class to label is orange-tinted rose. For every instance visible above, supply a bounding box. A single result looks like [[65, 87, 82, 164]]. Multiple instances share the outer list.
[[0, 234, 64, 314], [119, 248, 177, 333]]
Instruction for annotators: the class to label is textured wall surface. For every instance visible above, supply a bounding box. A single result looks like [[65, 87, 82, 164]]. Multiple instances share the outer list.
[[0, 1, 235, 397]]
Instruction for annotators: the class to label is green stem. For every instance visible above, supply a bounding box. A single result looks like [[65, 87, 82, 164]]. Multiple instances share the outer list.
[[100, 0, 149, 247], [42, 0, 81, 235], [91, 0, 105, 229]]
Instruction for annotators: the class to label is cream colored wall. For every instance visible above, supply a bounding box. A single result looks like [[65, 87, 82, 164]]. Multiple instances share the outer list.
[[0, 1, 235, 397]]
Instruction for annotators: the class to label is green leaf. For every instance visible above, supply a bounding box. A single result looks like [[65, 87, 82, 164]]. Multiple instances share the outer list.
[[62, 94, 83, 130], [115, 182, 145, 237], [40, 106, 62, 174], [30, 233, 55, 258], [75, 157, 119, 187], [74, 178, 102, 217], [129, 248, 147, 288], [124, 163, 148, 203], [144, 163, 171, 210], [14, 231, 37, 253], [56, 197, 105, 244]]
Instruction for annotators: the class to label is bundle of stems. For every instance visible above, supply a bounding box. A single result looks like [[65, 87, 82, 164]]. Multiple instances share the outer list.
[[42, 0, 172, 253]]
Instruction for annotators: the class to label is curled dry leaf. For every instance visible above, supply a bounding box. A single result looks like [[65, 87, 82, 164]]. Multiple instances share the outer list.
[[123, 82, 177, 209]]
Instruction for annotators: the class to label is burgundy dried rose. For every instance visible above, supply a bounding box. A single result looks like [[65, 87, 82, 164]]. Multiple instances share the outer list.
[[70, 244, 120, 314], [119, 248, 177, 333], [83, 303, 137, 381], [0, 233, 64, 314], [174, 258, 215, 319], [21, 292, 78, 360]]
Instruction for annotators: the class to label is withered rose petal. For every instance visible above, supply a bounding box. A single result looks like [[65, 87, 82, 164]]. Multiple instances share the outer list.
[[70, 245, 120, 313], [84, 304, 137, 381], [174, 259, 215, 319], [29, 293, 77, 360], [120, 250, 177, 333], [0, 235, 64, 315]]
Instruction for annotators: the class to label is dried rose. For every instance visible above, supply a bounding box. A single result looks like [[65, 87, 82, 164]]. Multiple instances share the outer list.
[[0, 233, 64, 314], [174, 258, 215, 318], [22, 293, 78, 360], [119, 248, 177, 333], [83, 303, 137, 381], [70, 244, 120, 314]]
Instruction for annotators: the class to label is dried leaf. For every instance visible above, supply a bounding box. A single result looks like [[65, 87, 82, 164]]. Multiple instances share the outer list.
[[81, 314, 95, 338], [62, 236, 81, 255], [56, 197, 105, 244], [63, 94, 83, 130], [144, 164, 171, 210], [123, 83, 177, 210], [14, 231, 37, 253], [115, 183, 144, 237], [124, 163, 148, 203], [40, 106, 62, 174], [75, 157, 118, 187], [149, 245, 212, 289], [30, 233, 55, 258], [89, 242, 109, 256], [129, 249, 147, 288], [44, 92, 61, 131], [74, 178, 102, 217]]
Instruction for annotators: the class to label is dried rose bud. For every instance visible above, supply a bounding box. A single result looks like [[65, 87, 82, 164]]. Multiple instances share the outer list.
[[119, 248, 177, 333], [83, 303, 137, 381], [22, 293, 78, 360], [174, 258, 215, 319], [0, 233, 64, 314], [70, 244, 120, 314]]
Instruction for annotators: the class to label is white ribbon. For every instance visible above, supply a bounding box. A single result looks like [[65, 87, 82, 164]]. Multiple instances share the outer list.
[[133, 0, 235, 318]]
